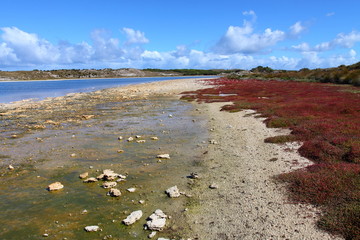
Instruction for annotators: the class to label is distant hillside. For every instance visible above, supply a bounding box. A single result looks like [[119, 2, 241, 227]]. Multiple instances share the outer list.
[[0, 68, 225, 81], [227, 62, 360, 86]]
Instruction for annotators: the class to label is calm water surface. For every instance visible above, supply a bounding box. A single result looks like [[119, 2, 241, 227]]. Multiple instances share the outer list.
[[0, 76, 208, 103]]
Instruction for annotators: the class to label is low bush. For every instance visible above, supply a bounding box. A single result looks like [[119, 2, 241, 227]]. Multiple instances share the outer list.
[[182, 78, 360, 239]]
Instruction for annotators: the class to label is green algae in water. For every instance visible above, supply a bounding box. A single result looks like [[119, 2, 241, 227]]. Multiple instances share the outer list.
[[0, 97, 208, 240]]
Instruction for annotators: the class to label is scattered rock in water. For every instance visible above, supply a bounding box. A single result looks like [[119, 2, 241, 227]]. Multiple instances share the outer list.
[[168, 114, 173, 118], [136, 140, 146, 143], [117, 149, 124, 153], [209, 139, 218, 144], [118, 136, 123, 140], [42, 233, 49, 237], [148, 231, 157, 238], [107, 188, 121, 197], [102, 181, 117, 189], [47, 182, 64, 191], [8, 165, 14, 170], [209, 183, 219, 189], [11, 134, 18, 138], [70, 153, 76, 157], [156, 154, 170, 159], [145, 209, 167, 231], [83, 177, 98, 183], [127, 137, 134, 142], [151, 137, 159, 140], [102, 169, 119, 181], [96, 174, 105, 180], [82, 115, 95, 120], [165, 186, 181, 198], [79, 172, 89, 179], [122, 210, 143, 225], [139, 200, 145, 204], [84, 225, 101, 232], [135, 135, 142, 138], [118, 174, 127, 180], [188, 172, 199, 179], [127, 187, 136, 193]]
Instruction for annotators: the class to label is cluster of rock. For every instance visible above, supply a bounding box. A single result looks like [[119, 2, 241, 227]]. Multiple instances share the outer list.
[[120, 209, 168, 238], [80, 169, 127, 197], [120, 135, 159, 143]]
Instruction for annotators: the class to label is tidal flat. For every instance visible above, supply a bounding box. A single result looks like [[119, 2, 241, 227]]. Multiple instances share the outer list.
[[0, 91, 208, 239]]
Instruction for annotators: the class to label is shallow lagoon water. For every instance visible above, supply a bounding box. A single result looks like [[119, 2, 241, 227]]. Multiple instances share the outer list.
[[0, 76, 208, 103], [0, 97, 208, 239]]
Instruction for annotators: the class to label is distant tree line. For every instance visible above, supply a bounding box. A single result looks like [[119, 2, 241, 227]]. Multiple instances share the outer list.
[[227, 63, 360, 86]]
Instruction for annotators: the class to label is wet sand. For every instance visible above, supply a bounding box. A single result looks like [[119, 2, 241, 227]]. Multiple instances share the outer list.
[[0, 78, 343, 239]]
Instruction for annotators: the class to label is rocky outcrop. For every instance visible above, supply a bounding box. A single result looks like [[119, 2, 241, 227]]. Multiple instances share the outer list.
[[47, 182, 64, 191], [145, 209, 167, 231], [122, 210, 143, 225], [165, 186, 180, 198]]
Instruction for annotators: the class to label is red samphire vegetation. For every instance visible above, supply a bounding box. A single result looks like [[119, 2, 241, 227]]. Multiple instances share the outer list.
[[182, 78, 360, 239]]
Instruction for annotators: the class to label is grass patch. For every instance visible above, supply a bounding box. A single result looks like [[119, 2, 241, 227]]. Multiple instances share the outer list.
[[264, 135, 298, 144]]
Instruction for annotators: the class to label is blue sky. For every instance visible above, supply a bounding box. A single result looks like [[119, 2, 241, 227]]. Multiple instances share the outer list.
[[1, 0, 360, 70]]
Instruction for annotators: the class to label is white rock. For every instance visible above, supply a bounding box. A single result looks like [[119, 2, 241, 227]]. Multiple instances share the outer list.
[[8, 165, 14, 170], [47, 182, 64, 191], [151, 137, 159, 140], [102, 169, 119, 180], [127, 187, 136, 192], [165, 186, 180, 198], [137, 140, 146, 143], [209, 183, 219, 189], [108, 188, 121, 197], [118, 136, 123, 140], [146, 209, 167, 231], [83, 177, 98, 183], [122, 210, 143, 225], [209, 139, 218, 144], [84, 225, 100, 232], [127, 137, 134, 142], [148, 231, 157, 238], [156, 154, 170, 159], [79, 172, 88, 179], [135, 135, 142, 138]]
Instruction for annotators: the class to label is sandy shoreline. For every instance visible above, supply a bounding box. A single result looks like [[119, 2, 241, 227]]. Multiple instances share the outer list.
[[0, 78, 343, 239]]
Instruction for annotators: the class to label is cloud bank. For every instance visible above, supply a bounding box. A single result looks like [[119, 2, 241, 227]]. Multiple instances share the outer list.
[[0, 12, 359, 70]]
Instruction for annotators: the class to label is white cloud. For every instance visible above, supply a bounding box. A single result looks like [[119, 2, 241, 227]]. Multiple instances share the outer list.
[[292, 42, 311, 52], [242, 10, 257, 21], [213, 21, 286, 54], [1, 27, 60, 63], [289, 21, 306, 36], [213, 12, 306, 55], [350, 49, 357, 58], [122, 28, 149, 44], [326, 12, 335, 17], [293, 31, 360, 53], [333, 31, 360, 48]]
